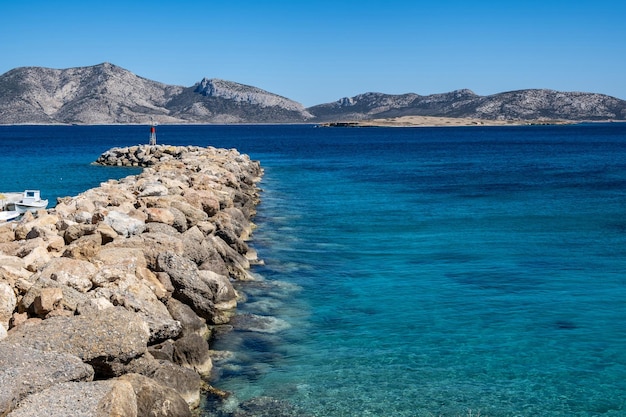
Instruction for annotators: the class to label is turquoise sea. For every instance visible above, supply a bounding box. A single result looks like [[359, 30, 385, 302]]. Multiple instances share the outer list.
[[1, 124, 625, 416]]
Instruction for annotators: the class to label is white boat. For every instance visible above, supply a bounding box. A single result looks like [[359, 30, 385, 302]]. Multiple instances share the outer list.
[[14, 190, 48, 213], [0, 210, 20, 222], [0, 192, 22, 210]]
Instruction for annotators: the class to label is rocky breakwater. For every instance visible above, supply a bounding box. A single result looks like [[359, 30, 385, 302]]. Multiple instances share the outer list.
[[0, 144, 263, 417]]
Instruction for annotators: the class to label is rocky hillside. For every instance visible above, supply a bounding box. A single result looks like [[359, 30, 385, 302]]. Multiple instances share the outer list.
[[0, 63, 625, 124], [0, 63, 313, 124], [308, 89, 626, 122]]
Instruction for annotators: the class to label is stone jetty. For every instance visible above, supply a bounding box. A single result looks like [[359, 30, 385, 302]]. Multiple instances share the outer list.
[[0, 145, 265, 416]]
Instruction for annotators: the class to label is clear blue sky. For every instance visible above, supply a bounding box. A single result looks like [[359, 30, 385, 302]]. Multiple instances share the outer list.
[[1, 0, 624, 106]]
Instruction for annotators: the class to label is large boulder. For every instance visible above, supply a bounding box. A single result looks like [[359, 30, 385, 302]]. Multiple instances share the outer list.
[[4, 307, 150, 377], [173, 333, 212, 376], [0, 282, 16, 329], [62, 233, 103, 261], [125, 355, 202, 408], [199, 270, 237, 310], [38, 258, 97, 293], [18, 275, 90, 316], [157, 252, 226, 324], [165, 298, 208, 337], [118, 373, 192, 417], [0, 343, 94, 416], [107, 233, 184, 271], [6, 380, 137, 417], [0, 256, 31, 288], [171, 200, 209, 228], [104, 211, 146, 237], [94, 249, 175, 321], [91, 275, 181, 344]]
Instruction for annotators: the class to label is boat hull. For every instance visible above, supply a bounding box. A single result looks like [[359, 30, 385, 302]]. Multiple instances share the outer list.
[[14, 200, 48, 213], [0, 210, 20, 222]]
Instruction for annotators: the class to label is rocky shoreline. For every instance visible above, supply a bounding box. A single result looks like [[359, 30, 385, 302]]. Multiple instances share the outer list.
[[0, 144, 285, 416]]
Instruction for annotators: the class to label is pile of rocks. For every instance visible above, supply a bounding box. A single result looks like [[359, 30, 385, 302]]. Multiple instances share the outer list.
[[0, 145, 263, 416]]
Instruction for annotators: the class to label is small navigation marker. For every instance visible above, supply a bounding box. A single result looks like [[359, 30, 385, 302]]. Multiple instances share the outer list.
[[149, 124, 157, 145]]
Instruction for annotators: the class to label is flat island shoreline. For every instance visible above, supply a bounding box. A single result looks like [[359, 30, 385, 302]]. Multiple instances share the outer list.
[[0, 144, 287, 417], [317, 115, 621, 128]]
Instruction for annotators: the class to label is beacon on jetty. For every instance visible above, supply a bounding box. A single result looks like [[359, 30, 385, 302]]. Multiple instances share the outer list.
[[149, 123, 157, 145]]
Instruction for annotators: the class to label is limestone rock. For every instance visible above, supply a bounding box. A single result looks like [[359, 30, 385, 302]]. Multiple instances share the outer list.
[[21, 237, 54, 269], [108, 233, 184, 271], [39, 257, 97, 293], [62, 233, 102, 261], [0, 282, 16, 329], [157, 252, 225, 324], [19, 275, 89, 316], [173, 333, 212, 376], [92, 275, 181, 344], [199, 270, 237, 310], [4, 307, 150, 376], [6, 380, 137, 417], [125, 355, 202, 408], [165, 298, 208, 337], [0, 343, 94, 416], [104, 210, 146, 237], [138, 182, 169, 197], [0, 224, 15, 243], [145, 207, 175, 225], [32, 287, 63, 316], [63, 223, 97, 244], [118, 373, 192, 417]]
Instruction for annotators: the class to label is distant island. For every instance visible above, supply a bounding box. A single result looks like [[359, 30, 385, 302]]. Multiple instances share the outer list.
[[318, 115, 579, 128], [0, 63, 625, 125]]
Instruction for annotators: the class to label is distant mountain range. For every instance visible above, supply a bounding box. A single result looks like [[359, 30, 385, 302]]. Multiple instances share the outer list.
[[0, 63, 624, 124]]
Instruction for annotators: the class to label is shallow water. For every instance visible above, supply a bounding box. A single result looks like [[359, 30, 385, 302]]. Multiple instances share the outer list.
[[2, 124, 625, 416], [209, 124, 626, 416]]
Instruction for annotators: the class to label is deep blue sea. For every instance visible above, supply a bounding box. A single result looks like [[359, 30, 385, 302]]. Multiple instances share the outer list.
[[1, 124, 626, 416]]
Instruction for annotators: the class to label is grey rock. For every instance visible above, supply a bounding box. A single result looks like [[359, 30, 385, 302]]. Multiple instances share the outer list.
[[125, 355, 202, 408], [106, 232, 184, 271], [19, 275, 90, 315], [173, 333, 212, 376], [92, 277, 182, 344], [104, 211, 146, 237], [0, 343, 94, 416], [144, 222, 181, 236], [5, 307, 150, 376], [0, 282, 16, 329], [137, 182, 169, 197], [6, 380, 137, 417], [157, 252, 226, 324], [199, 270, 237, 310], [165, 297, 208, 337], [38, 257, 97, 293], [148, 339, 175, 361], [118, 373, 192, 417]]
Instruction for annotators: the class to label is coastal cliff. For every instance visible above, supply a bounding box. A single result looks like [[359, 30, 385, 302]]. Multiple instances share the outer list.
[[0, 145, 278, 416]]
